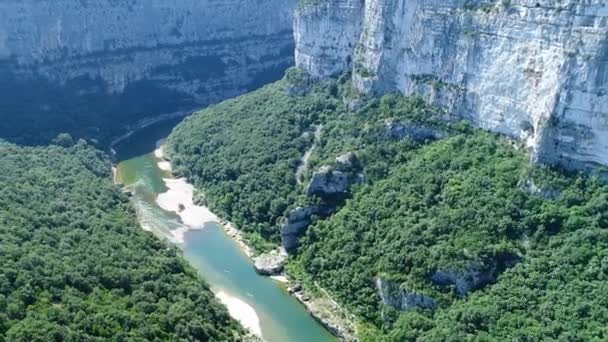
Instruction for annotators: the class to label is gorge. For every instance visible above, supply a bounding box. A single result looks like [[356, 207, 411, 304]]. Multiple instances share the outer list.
[[0, 0, 296, 144], [1, 0, 608, 341]]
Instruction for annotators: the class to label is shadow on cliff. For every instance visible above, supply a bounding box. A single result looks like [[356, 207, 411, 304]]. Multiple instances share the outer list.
[[0, 63, 196, 147]]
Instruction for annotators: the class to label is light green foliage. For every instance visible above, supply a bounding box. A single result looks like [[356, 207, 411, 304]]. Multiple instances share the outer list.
[[0, 141, 242, 341]]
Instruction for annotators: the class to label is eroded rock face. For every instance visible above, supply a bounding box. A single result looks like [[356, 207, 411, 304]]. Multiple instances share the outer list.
[[375, 277, 436, 311], [281, 207, 315, 252], [308, 153, 364, 197], [0, 0, 296, 142], [431, 256, 521, 296], [431, 267, 497, 297], [295, 0, 608, 172], [385, 121, 446, 143], [308, 166, 351, 197], [280, 204, 338, 252]]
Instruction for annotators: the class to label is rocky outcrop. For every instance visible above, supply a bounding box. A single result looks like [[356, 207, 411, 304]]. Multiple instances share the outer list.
[[308, 166, 352, 197], [281, 207, 316, 252], [307, 152, 364, 197], [0, 0, 296, 143], [385, 120, 446, 143], [295, 0, 608, 173], [431, 255, 521, 296], [284, 153, 364, 251], [375, 277, 436, 311], [431, 267, 497, 297], [253, 249, 288, 275]]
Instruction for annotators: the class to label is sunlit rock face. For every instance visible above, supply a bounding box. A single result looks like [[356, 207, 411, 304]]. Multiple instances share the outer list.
[[295, 0, 608, 172], [0, 0, 296, 143]]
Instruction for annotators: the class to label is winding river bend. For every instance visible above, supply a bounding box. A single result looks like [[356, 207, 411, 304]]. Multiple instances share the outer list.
[[113, 119, 336, 342]]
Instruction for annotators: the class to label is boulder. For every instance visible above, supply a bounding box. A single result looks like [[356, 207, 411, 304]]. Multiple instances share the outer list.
[[253, 250, 287, 276], [375, 277, 436, 311], [288, 284, 303, 294]]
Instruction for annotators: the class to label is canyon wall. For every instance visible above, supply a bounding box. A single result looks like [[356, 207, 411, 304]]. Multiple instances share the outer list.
[[295, 0, 608, 172], [0, 0, 296, 144]]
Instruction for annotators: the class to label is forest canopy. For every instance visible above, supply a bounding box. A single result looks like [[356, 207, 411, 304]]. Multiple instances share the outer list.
[[0, 140, 243, 341], [166, 71, 608, 340]]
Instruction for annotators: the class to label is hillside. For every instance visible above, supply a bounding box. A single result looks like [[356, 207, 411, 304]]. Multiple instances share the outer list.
[[0, 139, 244, 341], [166, 71, 608, 340]]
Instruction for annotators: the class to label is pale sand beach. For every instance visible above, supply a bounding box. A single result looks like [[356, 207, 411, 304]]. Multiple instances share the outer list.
[[156, 178, 218, 227], [153, 144, 219, 243], [216, 291, 263, 337], [154, 143, 165, 158], [157, 160, 172, 171]]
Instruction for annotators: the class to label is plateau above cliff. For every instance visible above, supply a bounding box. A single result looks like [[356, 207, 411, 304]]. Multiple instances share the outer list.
[[295, 0, 608, 173]]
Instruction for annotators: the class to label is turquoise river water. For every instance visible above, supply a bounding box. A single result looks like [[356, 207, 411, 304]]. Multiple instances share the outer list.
[[114, 119, 336, 342]]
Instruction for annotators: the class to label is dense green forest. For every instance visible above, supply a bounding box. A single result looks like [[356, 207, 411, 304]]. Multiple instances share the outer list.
[[167, 69, 608, 340], [0, 139, 243, 341], [166, 70, 339, 248]]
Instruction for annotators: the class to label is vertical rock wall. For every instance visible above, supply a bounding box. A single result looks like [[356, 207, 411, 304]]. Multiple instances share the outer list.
[[295, 0, 608, 172], [0, 0, 296, 144]]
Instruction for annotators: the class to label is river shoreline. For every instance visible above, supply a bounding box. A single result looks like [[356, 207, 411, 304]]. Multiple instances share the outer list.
[[153, 143, 358, 341], [151, 144, 264, 338]]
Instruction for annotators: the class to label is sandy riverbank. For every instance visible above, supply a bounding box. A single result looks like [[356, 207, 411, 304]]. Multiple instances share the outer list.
[[154, 145, 220, 243], [153, 144, 264, 338], [217, 291, 263, 338], [152, 142, 356, 341]]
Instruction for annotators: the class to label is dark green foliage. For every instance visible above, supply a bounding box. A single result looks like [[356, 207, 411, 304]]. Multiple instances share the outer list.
[[298, 131, 608, 340], [0, 141, 242, 341], [166, 77, 343, 244], [299, 132, 530, 318], [166, 72, 608, 340]]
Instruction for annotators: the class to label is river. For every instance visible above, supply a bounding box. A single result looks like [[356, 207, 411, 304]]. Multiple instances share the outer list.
[[113, 118, 336, 342]]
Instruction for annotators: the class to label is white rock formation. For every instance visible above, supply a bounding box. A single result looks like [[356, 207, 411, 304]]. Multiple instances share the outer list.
[[0, 0, 295, 92], [0, 0, 296, 140], [295, 0, 608, 172]]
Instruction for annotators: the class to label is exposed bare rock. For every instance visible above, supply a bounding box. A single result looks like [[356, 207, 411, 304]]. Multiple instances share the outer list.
[[385, 121, 446, 143], [431, 256, 521, 296], [281, 207, 315, 252], [253, 249, 288, 276], [375, 277, 436, 311], [307, 152, 364, 198], [307, 166, 351, 197], [295, 0, 608, 173]]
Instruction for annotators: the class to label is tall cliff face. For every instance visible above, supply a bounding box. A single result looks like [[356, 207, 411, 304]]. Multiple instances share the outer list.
[[295, 0, 608, 172], [0, 0, 296, 144]]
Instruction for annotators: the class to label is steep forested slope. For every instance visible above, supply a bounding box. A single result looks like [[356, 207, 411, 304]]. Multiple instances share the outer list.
[[166, 71, 608, 340], [300, 133, 608, 340], [0, 140, 243, 341], [166, 70, 339, 248]]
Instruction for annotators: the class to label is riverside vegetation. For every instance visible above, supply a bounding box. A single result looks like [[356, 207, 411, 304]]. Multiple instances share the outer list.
[[166, 69, 608, 340], [0, 139, 245, 341]]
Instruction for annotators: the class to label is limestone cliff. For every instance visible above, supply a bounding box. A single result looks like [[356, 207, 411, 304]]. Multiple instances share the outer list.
[[0, 0, 296, 143], [295, 0, 608, 172]]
